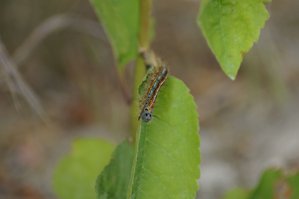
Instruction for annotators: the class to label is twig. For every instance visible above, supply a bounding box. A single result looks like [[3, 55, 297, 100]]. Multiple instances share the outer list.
[[13, 14, 108, 65], [11, 14, 131, 107], [9, 14, 134, 111], [0, 37, 46, 118]]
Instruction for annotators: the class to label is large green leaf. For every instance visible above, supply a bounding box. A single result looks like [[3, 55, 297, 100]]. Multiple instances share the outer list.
[[128, 76, 200, 199], [52, 138, 115, 199], [198, 0, 271, 79], [96, 141, 134, 199], [90, 0, 139, 68]]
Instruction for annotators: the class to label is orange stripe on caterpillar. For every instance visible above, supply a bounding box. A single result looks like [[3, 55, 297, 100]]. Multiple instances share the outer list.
[[139, 64, 168, 122]]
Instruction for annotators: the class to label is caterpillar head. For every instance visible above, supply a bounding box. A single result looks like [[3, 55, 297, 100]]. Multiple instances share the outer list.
[[141, 108, 152, 122]]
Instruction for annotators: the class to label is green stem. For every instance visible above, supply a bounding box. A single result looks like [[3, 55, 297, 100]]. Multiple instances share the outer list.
[[138, 0, 152, 50], [130, 0, 152, 141]]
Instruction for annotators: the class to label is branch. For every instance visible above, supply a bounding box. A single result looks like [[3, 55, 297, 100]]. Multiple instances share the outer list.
[[0, 37, 46, 118], [13, 14, 108, 65]]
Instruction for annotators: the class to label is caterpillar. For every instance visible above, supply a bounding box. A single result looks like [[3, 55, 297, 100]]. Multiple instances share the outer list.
[[138, 54, 168, 122]]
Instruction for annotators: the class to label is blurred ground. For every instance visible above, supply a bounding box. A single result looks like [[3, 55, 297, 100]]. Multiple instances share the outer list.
[[0, 0, 299, 199]]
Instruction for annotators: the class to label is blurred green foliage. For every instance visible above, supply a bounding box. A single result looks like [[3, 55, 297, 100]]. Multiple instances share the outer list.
[[53, 138, 115, 199], [224, 169, 299, 199]]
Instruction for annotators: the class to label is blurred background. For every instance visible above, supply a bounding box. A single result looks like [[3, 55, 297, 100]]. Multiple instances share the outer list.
[[0, 0, 299, 199]]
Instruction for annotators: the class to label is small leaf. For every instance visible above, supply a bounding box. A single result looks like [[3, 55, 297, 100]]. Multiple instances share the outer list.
[[249, 169, 283, 199], [224, 169, 299, 199], [287, 172, 299, 199], [198, 0, 271, 79], [128, 76, 200, 199], [90, 0, 139, 69], [223, 188, 249, 199], [96, 141, 134, 199], [52, 138, 115, 199], [248, 168, 299, 199]]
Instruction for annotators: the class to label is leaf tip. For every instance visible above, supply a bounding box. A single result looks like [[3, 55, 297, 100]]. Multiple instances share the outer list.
[[262, 0, 272, 3], [228, 74, 236, 81], [222, 63, 238, 81]]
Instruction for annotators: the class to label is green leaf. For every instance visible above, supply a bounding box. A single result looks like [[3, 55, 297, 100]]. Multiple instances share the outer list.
[[249, 169, 283, 199], [223, 188, 249, 199], [96, 141, 134, 199], [287, 172, 299, 199], [249, 169, 299, 199], [224, 169, 299, 199], [128, 76, 200, 199], [53, 138, 115, 199], [198, 0, 271, 79], [90, 0, 139, 69]]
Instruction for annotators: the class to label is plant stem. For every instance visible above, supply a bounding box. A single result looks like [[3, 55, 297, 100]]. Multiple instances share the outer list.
[[130, 0, 152, 141], [138, 0, 152, 50]]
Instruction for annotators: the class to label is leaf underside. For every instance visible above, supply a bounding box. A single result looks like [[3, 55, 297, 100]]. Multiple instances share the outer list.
[[198, 0, 271, 79], [90, 0, 139, 69], [96, 141, 134, 199]]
